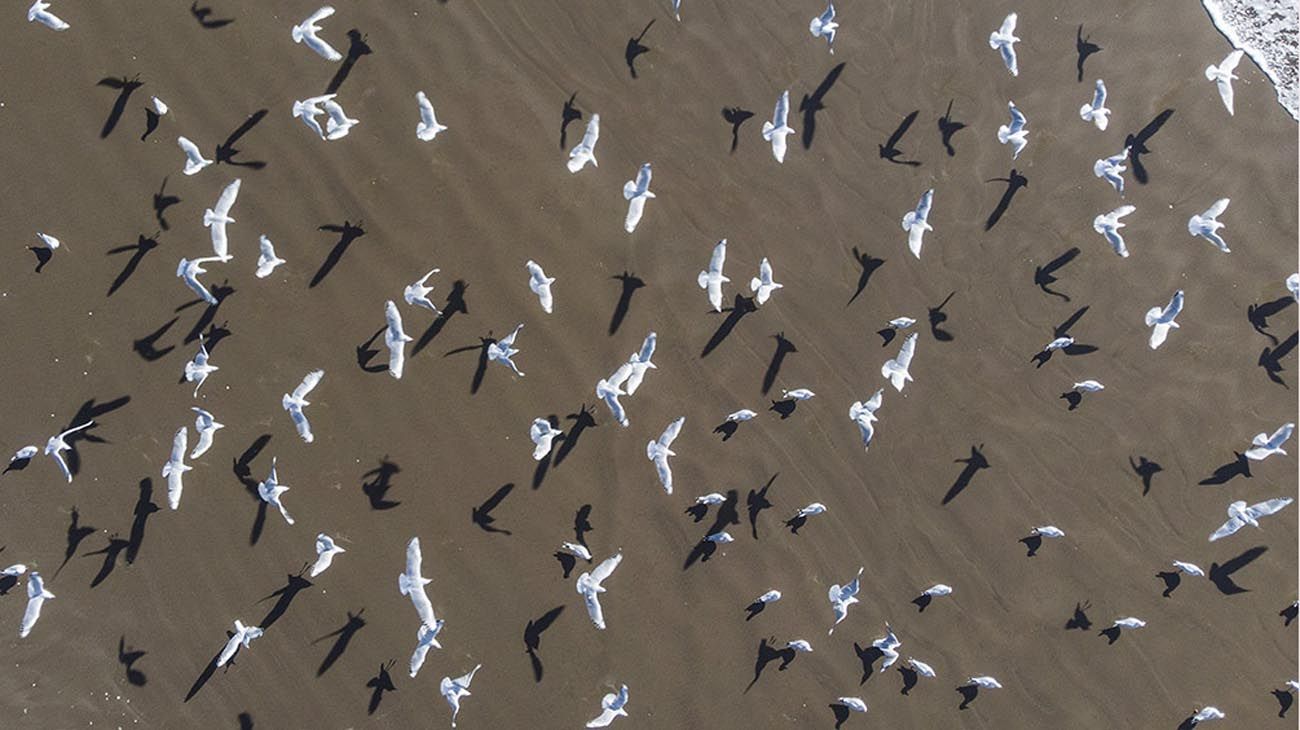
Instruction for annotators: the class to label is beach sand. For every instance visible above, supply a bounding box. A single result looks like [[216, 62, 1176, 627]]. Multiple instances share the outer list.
[[0, 1, 1295, 728]]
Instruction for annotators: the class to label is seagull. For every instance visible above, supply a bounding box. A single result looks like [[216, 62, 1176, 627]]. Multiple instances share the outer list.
[[1079, 79, 1110, 130], [404, 268, 442, 314], [989, 13, 1019, 76], [415, 91, 448, 141], [152, 96, 169, 115], [586, 684, 629, 728], [162, 427, 191, 510], [567, 113, 599, 173], [750, 257, 783, 305], [1145, 289, 1183, 350], [291, 6, 343, 62], [203, 178, 240, 261], [2, 564, 27, 577], [882, 332, 917, 392], [1093, 147, 1130, 195], [672, 0, 682, 21], [922, 584, 953, 598], [526, 260, 555, 314], [695, 492, 725, 505], [1191, 707, 1226, 724], [384, 300, 413, 379], [1031, 525, 1065, 538], [577, 551, 622, 630], [183, 336, 218, 397], [291, 94, 336, 139], [622, 163, 655, 233], [282, 369, 324, 443], [310, 533, 345, 577], [1093, 204, 1136, 257], [753, 589, 782, 604], [487, 324, 525, 377], [1244, 422, 1293, 461], [9, 445, 38, 464], [1286, 273, 1299, 301], [697, 239, 729, 311], [647, 416, 684, 494], [1111, 617, 1146, 630], [216, 620, 264, 667], [561, 542, 593, 561], [794, 502, 827, 519], [323, 99, 359, 140], [726, 409, 758, 423], [257, 457, 294, 525], [178, 136, 213, 175], [399, 537, 439, 629], [782, 388, 815, 400], [809, 3, 837, 53], [871, 623, 902, 671], [1171, 560, 1205, 577], [888, 317, 916, 330], [408, 620, 445, 678], [705, 531, 734, 544], [35, 232, 60, 252], [529, 418, 562, 461], [624, 331, 657, 395], [1205, 49, 1244, 115], [849, 389, 884, 451], [1187, 198, 1231, 252], [786, 640, 813, 652], [27, 1, 70, 31], [440, 664, 481, 728], [177, 257, 218, 305], [256, 235, 285, 278], [828, 566, 863, 634], [907, 657, 937, 678], [19, 572, 54, 638], [1072, 380, 1104, 392], [966, 676, 1003, 689], [835, 697, 867, 713], [1209, 497, 1293, 541], [44, 421, 93, 483], [996, 102, 1028, 159], [761, 90, 795, 163], [597, 362, 633, 428], [901, 189, 934, 258]]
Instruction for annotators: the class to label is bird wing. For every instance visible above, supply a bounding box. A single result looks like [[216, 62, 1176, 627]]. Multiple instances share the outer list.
[[1092, 79, 1107, 109], [1008, 104, 1027, 132], [658, 416, 685, 448], [289, 405, 314, 443], [654, 453, 673, 491], [293, 369, 325, 399], [1202, 197, 1230, 220], [409, 584, 438, 627], [169, 427, 188, 464], [1267, 422, 1295, 448], [385, 300, 406, 337], [635, 163, 652, 192], [636, 332, 657, 363], [999, 44, 1018, 75], [1209, 514, 1246, 541], [416, 91, 436, 125], [581, 114, 600, 149], [709, 240, 727, 275], [624, 195, 646, 233], [302, 5, 336, 26], [607, 362, 635, 390], [1247, 497, 1293, 518], [586, 708, 621, 728], [1216, 75, 1235, 112], [773, 90, 789, 127], [1164, 290, 1184, 321], [915, 189, 933, 222], [405, 537, 424, 582], [583, 589, 606, 629], [896, 332, 917, 368], [1220, 49, 1244, 73], [410, 638, 432, 677], [212, 178, 241, 217], [177, 136, 202, 160], [303, 32, 343, 62], [589, 552, 622, 584], [759, 257, 774, 285], [998, 12, 1017, 36]]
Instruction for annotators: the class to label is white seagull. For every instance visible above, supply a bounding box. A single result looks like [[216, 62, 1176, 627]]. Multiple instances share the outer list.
[[922, 583, 953, 598], [44, 421, 93, 483], [1209, 497, 1293, 541], [586, 685, 629, 728], [794, 502, 827, 519], [1191, 707, 1226, 724], [567, 113, 599, 173], [1286, 273, 1298, 301], [1093, 204, 1136, 257], [787, 640, 813, 652], [753, 589, 782, 604], [203, 178, 240, 261], [1080, 79, 1110, 130], [178, 136, 213, 175], [1244, 422, 1294, 461], [901, 189, 934, 259], [384, 300, 413, 379], [697, 239, 729, 312], [9, 446, 38, 464], [907, 657, 937, 678], [1031, 525, 1065, 538], [19, 572, 54, 638], [849, 389, 884, 451], [1071, 380, 1104, 393], [291, 94, 336, 139], [705, 531, 734, 544], [183, 336, 218, 397], [966, 676, 1003, 689], [782, 388, 815, 400], [487, 324, 525, 377], [28, 1, 69, 30], [282, 369, 324, 443], [257, 457, 294, 525], [256, 235, 286, 278], [291, 6, 343, 62], [996, 101, 1028, 159], [726, 409, 758, 423], [622, 163, 655, 233], [177, 257, 218, 305], [828, 566, 864, 634], [1187, 198, 1231, 253], [597, 362, 633, 428], [1111, 617, 1146, 630], [989, 13, 1019, 76], [440, 665, 482, 728], [35, 232, 60, 252], [1171, 560, 1205, 577], [404, 268, 442, 314], [624, 331, 657, 395], [1205, 49, 1244, 115], [162, 427, 191, 510], [399, 537, 439, 629], [310, 533, 346, 577], [526, 260, 555, 314], [647, 416, 684, 494], [871, 623, 902, 671], [750, 257, 783, 305], [216, 620, 264, 667], [836, 697, 867, 713], [152, 96, 169, 115], [1145, 289, 1183, 350], [416, 91, 449, 141], [882, 332, 917, 392], [529, 418, 562, 461], [577, 551, 623, 630], [561, 542, 592, 561], [323, 99, 359, 140], [761, 90, 795, 163], [409, 621, 445, 677], [889, 317, 916, 330], [1093, 147, 1130, 195], [695, 492, 725, 505], [809, 3, 838, 53]]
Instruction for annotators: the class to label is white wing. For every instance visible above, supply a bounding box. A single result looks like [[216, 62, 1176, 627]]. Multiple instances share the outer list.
[[169, 426, 188, 464], [657, 416, 685, 449], [288, 405, 314, 443], [211, 178, 241, 218], [997, 12, 1017, 37], [579, 113, 600, 150], [1209, 514, 1247, 541], [1201, 198, 1230, 220], [301, 30, 343, 62], [773, 90, 789, 128], [292, 370, 325, 400], [589, 552, 622, 584], [1246, 497, 1293, 519], [1091, 79, 1107, 109], [1008, 103, 1027, 133], [624, 195, 646, 233], [404, 536, 424, 584], [634, 163, 652, 193]]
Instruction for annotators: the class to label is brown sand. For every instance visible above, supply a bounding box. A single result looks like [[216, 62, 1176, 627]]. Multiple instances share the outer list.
[[0, 1, 1296, 728]]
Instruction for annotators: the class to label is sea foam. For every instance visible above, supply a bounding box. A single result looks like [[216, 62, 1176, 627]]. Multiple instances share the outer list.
[[1202, 0, 1299, 121]]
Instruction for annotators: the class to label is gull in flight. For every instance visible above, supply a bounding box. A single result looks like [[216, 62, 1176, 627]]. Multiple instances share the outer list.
[[44, 421, 93, 483], [828, 566, 863, 634], [586, 684, 629, 728], [384, 300, 413, 379], [20, 572, 54, 638], [624, 331, 657, 395], [310, 533, 345, 577], [1209, 497, 1293, 541], [901, 189, 935, 259], [291, 6, 343, 62], [672, 0, 682, 21], [1111, 617, 1146, 630], [399, 537, 439, 629], [256, 235, 285, 278], [577, 551, 622, 630], [526, 260, 555, 314], [907, 657, 937, 678], [561, 542, 593, 561], [404, 268, 442, 314], [409, 621, 445, 678], [1172, 560, 1205, 577], [966, 676, 1003, 689], [162, 427, 191, 510], [9, 445, 38, 465], [1093, 204, 1136, 257], [1187, 198, 1231, 253], [177, 256, 218, 305], [1190, 707, 1226, 724], [440, 664, 481, 728], [257, 457, 294, 525], [1079, 79, 1110, 130], [761, 90, 795, 163], [1031, 525, 1065, 538], [871, 623, 902, 671], [529, 418, 562, 461], [28, 1, 69, 30], [698, 239, 729, 312], [882, 332, 916, 392], [487, 324, 525, 377], [183, 336, 218, 397], [567, 113, 599, 173], [726, 409, 758, 423], [1145, 289, 1183, 350], [782, 388, 815, 400], [809, 3, 837, 53], [323, 99, 359, 140], [750, 257, 783, 305], [622, 163, 654, 233], [1286, 273, 1298, 301], [203, 178, 240, 261], [416, 91, 449, 141], [1093, 147, 1129, 195], [282, 369, 324, 443], [3, 564, 27, 577], [216, 620, 264, 667], [835, 697, 867, 714], [989, 13, 1019, 76], [996, 102, 1028, 159], [1244, 422, 1293, 461], [849, 389, 884, 451], [647, 416, 684, 493], [178, 136, 213, 175], [1205, 49, 1244, 115], [597, 362, 633, 428], [292, 94, 336, 139]]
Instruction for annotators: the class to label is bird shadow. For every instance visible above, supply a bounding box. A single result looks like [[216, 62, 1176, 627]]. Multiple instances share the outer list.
[[1020, 533, 1043, 557], [1208, 545, 1267, 595], [152, 177, 181, 231], [911, 594, 933, 613], [852, 644, 885, 684], [1274, 689, 1294, 717], [1098, 626, 1123, 645], [1156, 571, 1181, 597], [743, 600, 768, 621], [898, 666, 920, 695], [238, 712, 254, 730], [107, 232, 161, 297], [746, 474, 776, 540], [553, 405, 597, 467], [846, 248, 885, 307], [1259, 331, 1297, 387], [574, 504, 594, 546], [257, 570, 314, 629], [180, 281, 236, 345], [554, 551, 577, 578], [559, 93, 582, 149], [770, 399, 797, 419], [141, 106, 162, 141], [1282, 602, 1299, 626], [1034, 247, 1080, 301], [1246, 297, 1294, 345], [761, 332, 797, 395], [28, 246, 53, 273], [701, 294, 758, 358], [624, 19, 654, 78], [98, 75, 143, 139], [190, 2, 234, 29], [118, 636, 148, 686], [784, 514, 808, 535], [215, 109, 269, 169], [126, 478, 160, 565], [128, 315, 172, 360], [362, 457, 402, 509], [445, 336, 494, 395], [1197, 452, 1252, 486], [722, 107, 754, 153], [880, 109, 921, 165], [684, 490, 739, 570], [310, 220, 366, 289], [799, 62, 845, 150], [85, 534, 131, 588], [1076, 25, 1102, 82], [984, 169, 1028, 230], [1064, 601, 1092, 630], [313, 609, 366, 676], [744, 638, 796, 693], [523, 605, 565, 683], [937, 99, 967, 157], [941, 444, 989, 505], [183, 638, 229, 702], [55, 506, 96, 577], [929, 291, 957, 342], [355, 327, 388, 373], [608, 272, 645, 336], [684, 503, 710, 523], [1123, 108, 1174, 185], [325, 30, 372, 95], [365, 661, 397, 715], [1130, 456, 1162, 496], [957, 684, 980, 709], [472, 483, 514, 535], [412, 280, 469, 357], [829, 703, 852, 729], [713, 421, 739, 442], [61, 396, 131, 478]]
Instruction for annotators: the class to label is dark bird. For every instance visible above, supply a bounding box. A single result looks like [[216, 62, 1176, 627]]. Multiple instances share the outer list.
[[879, 110, 921, 165], [1075, 25, 1102, 82], [190, 2, 234, 29], [937, 100, 967, 157]]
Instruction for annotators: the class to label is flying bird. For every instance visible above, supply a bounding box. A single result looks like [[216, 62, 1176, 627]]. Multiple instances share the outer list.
[[1286, 273, 1298, 301], [622, 163, 655, 233], [1187, 198, 1231, 252], [282, 369, 324, 443], [151, 96, 169, 115], [1072, 380, 1104, 393], [323, 99, 359, 140], [697, 239, 729, 312], [586, 684, 629, 728], [705, 531, 734, 544], [1093, 204, 1136, 257], [996, 102, 1028, 159], [922, 583, 953, 598], [203, 178, 240, 261], [28, 1, 70, 31], [753, 589, 782, 604], [561, 542, 593, 561], [162, 427, 191, 510], [178, 136, 213, 175], [3, 564, 27, 577], [828, 566, 863, 634], [487, 324, 525, 377], [849, 389, 884, 451], [416, 91, 449, 141], [1209, 497, 1293, 541], [901, 189, 934, 258], [1043, 337, 1073, 352], [399, 537, 439, 629], [786, 639, 813, 652], [577, 551, 623, 630], [44, 421, 93, 483], [529, 418, 562, 461], [809, 3, 838, 53], [257, 457, 294, 525], [647, 416, 684, 493], [1080, 79, 1110, 130], [35, 232, 61, 253], [291, 6, 343, 62], [440, 664, 482, 728], [871, 623, 902, 671], [384, 300, 413, 379], [1145, 289, 1183, 350], [256, 235, 286, 278], [183, 336, 218, 397], [624, 331, 657, 395], [216, 620, 264, 667], [989, 13, 1019, 76], [749, 257, 783, 305], [409, 620, 445, 678], [597, 362, 633, 428], [761, 90, 795, 163], [567, 113, 599, 173], [882, 332, 916, 391], [794, 502, 827, 520], [19, 572, 54, 638], [404, 268, 442, 314], [177, 257, 218, 305], [310, 533, 346, 577], [292, 94, 336, 139], [1244, 422, 1293, 461], [1093, 147, 1130, 195], [1205, 50, 1244, 115], [1111, 617, 1146, 630], [526, 260, 555, 314]]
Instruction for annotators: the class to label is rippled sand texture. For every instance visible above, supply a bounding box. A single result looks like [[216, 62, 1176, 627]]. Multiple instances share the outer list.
[[0, 2, 1295, 728]]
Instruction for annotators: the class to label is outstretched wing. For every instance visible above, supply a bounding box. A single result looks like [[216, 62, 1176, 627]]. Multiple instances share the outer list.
[[1008, 103, 1027, 132], [1247, 497, 1293, 518], [169, 427, 188, 464], [581, 114, 600, 149], [293, 369, 325, 399], [1092, 79, 1107, 109], [405, 537, 424, 581], [773, 90, 789, 127], [658, 416, 685, 448], [915, 189, 933, 221], [896, 332, 917, 368], [1209, 514, 1245, 541], [1268, 422, 1295, 448], [998, 12, 1017, 37], [589, 552, 622, 584], [634, 163, 652, 192], [636, 331, 657, 363], [1202, 197, 1230, 220], [709, 240, 727, 275], [212, 178, 241, 217]]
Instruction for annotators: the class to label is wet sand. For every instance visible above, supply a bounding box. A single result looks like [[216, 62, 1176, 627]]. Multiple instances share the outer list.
[[0, 1, 1296, 728]]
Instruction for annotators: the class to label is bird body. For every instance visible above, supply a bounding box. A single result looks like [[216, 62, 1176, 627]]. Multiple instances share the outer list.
[[1072, 380, 1104, 392], [1112, 617, 1146, 629], [577, 552, 623, 630], [292, 94, 336, 139], [311, 533, 345, 577], [1209, 497, 1293, 541], [43, 421, 93, 483], [282, 370, 324, 443], [1031, 525, 1065, 538], [809, 3, 838, 53], [256, 235, 286, 278], [647, 416, 684, 493], [754, 589, 781, 603], [1080, 79, 1110, 130], [922, 583, 953, 597], [177, 257, 218, 305], [203, 178, 241, 261], [782, 388, 815, 400], [996, 102, 1028, 159], [183, 338, 218, 397], [178, 136, 213, 175], [624, 332, 657, 395], [1093, 204, 1136, 257], [795, 502, 827, 519], [399, 537, 440, 629], [749, 257, 783, 304], [409, 620, 446, 677], [882, 332, 917, 391], [836, 697, 867, 713], [705, 531, 734, 544], [19, 572, 54, 638], [1187, 198, 1231, 252], [1172, 560, 1204, 577], [35, 232, 60, 250], [404, 268, 442, 314], [586, 684, 629, 728], [561, 542, 592, 561], [257, 457, 294, 525], [828, 566, 863, 633], [529, 418, 562, 461], [1093, 147, 1130, 195], [871, 622, 902, 671], [487, 324, 525, 377], [849, 389, 883, 451], [384, 300, 413, 379], [292, 6, 344, 62], [1205, 50, 1244, 114], [28, 0, 70, 30], [216, 620, 263, 667], [323, 99, 358, 140], [440, 664, 481, 728], [1191, 706, 1226, 723], [967, 676, 1003, 689], [907, 657, 936, 677], [726, 409, 758, 423]]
